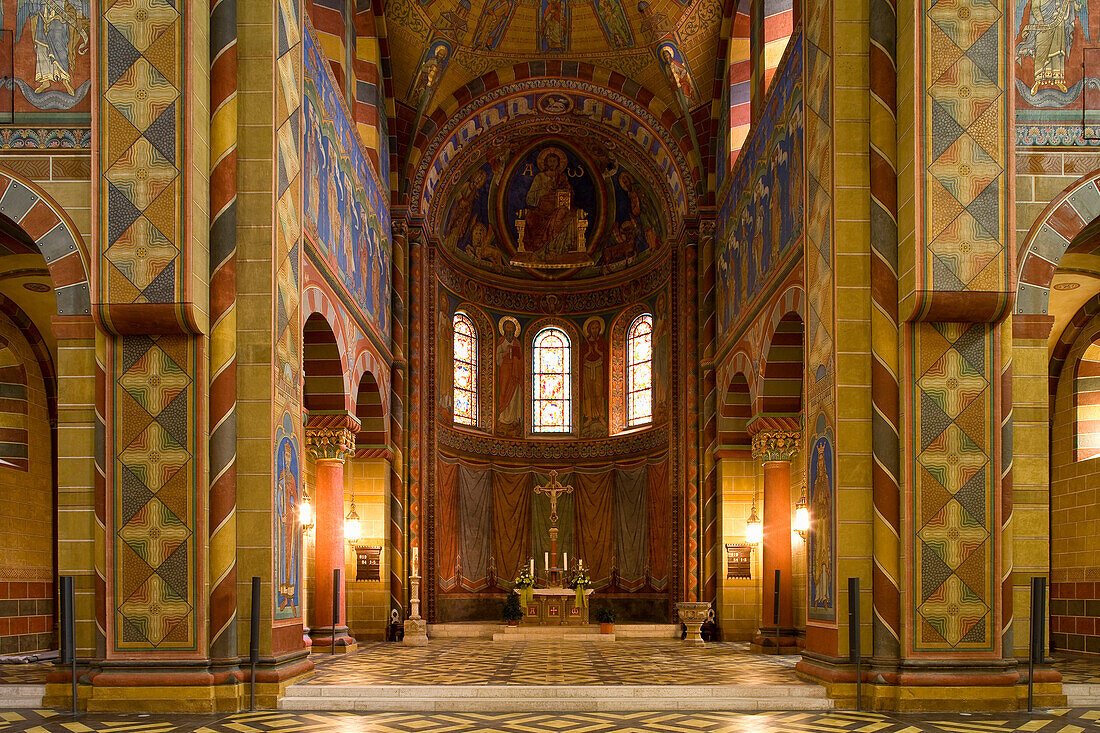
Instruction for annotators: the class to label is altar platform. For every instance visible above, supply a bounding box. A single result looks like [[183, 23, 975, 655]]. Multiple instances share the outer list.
[[280, 639, 831, 712]]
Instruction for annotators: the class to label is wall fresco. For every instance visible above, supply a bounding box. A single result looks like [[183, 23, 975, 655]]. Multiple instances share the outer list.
[[807, 419, 834, 622], [274, 413, 302, 619], [304, 25, 391, 340], [441, 136, 664, 281], [715, 35, 803, 338], [0, 0, 91, 119]]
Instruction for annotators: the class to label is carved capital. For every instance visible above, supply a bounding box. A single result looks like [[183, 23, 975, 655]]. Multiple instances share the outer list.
[[751, 430, 800, 463], [305, 426, 356, 460]]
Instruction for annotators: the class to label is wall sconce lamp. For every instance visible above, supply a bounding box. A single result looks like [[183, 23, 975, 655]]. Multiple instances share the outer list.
[[345, 499, 362, 545], [745, 494, 763, 546], [794, 490, 810, 539], [299, 493, 315, 532]]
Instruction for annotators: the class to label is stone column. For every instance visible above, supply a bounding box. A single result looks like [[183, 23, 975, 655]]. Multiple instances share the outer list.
[[750, 429, 799, 654], [306, 425, 358, 653]]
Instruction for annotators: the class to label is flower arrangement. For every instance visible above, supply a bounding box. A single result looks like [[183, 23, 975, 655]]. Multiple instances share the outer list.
[[514, 566, 535, 609], [568, 566, 591, 609]]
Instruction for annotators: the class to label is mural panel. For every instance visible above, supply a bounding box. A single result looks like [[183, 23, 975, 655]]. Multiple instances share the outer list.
[[274, 414, 301, 619], [0, 0, 91, 119], [304, 25, 392, 340], [807, 418, 834, 622], [715, 36, 803, 338], [441, 136, 664, 280]]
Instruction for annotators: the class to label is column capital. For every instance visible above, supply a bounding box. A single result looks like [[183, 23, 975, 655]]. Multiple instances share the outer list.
[[305, 426, 356, 460], [751, 430, 800, 463]]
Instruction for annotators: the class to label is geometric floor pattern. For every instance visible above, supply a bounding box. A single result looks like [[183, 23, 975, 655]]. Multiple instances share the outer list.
[[0, 709, 1099, 732], [0, 664, 51, 685], [306, 640, 803, 686], [1056, 653, 1100, 685]]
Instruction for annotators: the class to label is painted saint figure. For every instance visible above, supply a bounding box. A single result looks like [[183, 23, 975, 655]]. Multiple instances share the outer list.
[[659, 45, 699, 107], [410, 43, 450, 107], [580, 317, 608, 436], [810, 441, 833, 609], [16, 0, 90, 95], [523, 147, 578, 256], [541, 0, 569, 52], [1016, 0, 1090, 94], [594, 0, 632, 48], [438, 301, 454, 415], [474, 0, 513, 49], [652, 294, 669, 416], [496, 317, 524, 435], [277, 439, 299, 609]]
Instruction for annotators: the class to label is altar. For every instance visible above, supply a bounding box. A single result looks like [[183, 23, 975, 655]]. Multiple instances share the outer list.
[[518, 587, 595, 626]]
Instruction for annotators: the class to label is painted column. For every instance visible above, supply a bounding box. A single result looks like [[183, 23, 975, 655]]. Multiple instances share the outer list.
[[307, 424, 357, 651], [751, 430, 799, 653]]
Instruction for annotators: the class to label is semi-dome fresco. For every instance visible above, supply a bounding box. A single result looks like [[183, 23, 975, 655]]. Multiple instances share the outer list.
[[439, 136, 666, 280]]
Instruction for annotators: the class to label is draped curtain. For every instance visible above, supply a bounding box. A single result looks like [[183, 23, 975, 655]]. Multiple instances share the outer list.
[[647, 457, 670, 590], [458, 462, 493, 591], [531, 471, 575, 578], [614, 465, 648, 591], [491, 468, 532, 585], [575, 470, 615, 587], [436, 459, 460, 591]]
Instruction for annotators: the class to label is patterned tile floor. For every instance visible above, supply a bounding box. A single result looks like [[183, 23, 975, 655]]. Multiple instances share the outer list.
[[1056, 652, 1100, 684], [306, 640, 803, 686], [0, 709, 1099, 732], [0, 663, 50, 685]]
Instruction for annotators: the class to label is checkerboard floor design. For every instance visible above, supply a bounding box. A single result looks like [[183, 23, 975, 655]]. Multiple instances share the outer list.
[[1055, 653, 1100, 684], [0, 663, 50, 685], [0, 708, 1098, 732], [305, 640, 803, 686]]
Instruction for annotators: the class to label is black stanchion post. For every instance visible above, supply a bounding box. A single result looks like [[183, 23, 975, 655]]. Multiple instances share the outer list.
[[1028, 576, 1047, 712], [773, 569, 781, 654], [59, 576, 76, 715], [848, 577, 861, 711], [332, 568, 341, 656], [249, 577, 260, 711]]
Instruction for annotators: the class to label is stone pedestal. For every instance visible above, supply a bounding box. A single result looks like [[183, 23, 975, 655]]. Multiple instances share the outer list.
[[403, 617, 428, 646], [676, 602, 712, 645]]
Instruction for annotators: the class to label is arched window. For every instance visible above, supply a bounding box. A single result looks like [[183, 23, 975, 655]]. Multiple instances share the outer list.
[[533, 327, 572, 433], [452, 312, 478, 426], [627, 314, 654, 427]]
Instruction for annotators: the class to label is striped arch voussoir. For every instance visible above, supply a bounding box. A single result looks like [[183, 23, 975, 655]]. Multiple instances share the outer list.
[[1017, 170, 1100, 316], [351, 347, 390, 421], [0, 171, 90, 317], [303, 286, 353, 411], [756, 285, 805, 418]]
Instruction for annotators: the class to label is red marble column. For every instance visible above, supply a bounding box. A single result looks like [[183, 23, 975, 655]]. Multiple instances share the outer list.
[[751, 429, 799, 653], [307, 424, 357, 651]]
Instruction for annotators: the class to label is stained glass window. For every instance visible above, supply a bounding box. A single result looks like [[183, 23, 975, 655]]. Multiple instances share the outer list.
[[453, 312, 478, 426], [533, 327, 571, 433], [627, 314, 653, 427]]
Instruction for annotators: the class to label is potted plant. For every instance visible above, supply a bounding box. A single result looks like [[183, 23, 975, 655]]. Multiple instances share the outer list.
[[596, 606, 616, 634], [502, 592, 524, 626]]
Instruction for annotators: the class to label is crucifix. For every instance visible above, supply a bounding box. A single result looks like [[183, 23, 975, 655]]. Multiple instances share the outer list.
[[534, 469, 573, 577]]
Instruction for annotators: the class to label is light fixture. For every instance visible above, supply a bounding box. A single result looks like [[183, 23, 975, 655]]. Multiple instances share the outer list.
[[794, 490, 810, 539], [745, 487, 763, 546], [299, 493, 314, 532], [345, 498, 361, 544]]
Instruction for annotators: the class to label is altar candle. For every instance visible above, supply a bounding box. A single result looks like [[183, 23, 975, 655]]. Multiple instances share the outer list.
[[412, 546, 419, 574], [564, 552, 568, 569], [529, 557, 534, 574], [545, 552, 549, 570]]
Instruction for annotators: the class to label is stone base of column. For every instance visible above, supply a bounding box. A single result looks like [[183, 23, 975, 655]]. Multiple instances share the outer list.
[[43, 653, 315, 712], [403, 618, 429, 646], [749, 626, 802, 654], [796, 652, 1066, 712], [308, 625, 358, 653]]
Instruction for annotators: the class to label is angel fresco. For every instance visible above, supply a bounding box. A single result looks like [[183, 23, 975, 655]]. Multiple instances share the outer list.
[[12, 0, 89, 101], [594, 0, 633, 48], [1016, 0, 1090, 97], [473, 0, 514, 50]]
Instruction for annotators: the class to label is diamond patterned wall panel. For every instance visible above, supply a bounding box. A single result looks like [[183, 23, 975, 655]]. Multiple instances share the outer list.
[[99, 0, 184, 308], [113, 335, 196, 650], [911, 322, 994, 652], [919, 0, 1008, 296]]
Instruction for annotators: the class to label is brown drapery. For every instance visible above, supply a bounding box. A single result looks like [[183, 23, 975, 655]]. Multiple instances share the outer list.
[[436, 459, 460, 591], [647, 458, 670, 590], [491, 468, 531, 584], [575, 470, 614, 586]]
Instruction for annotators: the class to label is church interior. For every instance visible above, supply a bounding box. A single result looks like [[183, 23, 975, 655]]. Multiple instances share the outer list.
[[1, 0, 1100, 729]]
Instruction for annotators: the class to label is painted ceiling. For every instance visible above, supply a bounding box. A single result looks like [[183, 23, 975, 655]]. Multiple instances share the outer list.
[[386, 0, 722, 116]]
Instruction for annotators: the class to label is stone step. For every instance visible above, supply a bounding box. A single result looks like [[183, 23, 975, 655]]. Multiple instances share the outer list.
[[0, 684, 45, 708], [1064, 683, 1100, 707], [279, 683, 831, 712], [492, 631, 616, 642], [427, 623, 681, 639]]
